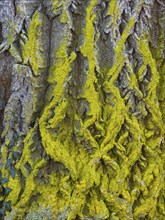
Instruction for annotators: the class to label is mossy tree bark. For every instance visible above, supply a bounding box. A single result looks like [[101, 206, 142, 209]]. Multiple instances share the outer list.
[[0, 0, 165, 219]]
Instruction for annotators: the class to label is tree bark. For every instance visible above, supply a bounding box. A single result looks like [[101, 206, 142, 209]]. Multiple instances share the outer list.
[[0, 0, 164, 219]]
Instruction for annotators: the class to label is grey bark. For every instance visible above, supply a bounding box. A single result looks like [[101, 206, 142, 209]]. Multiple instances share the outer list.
[[0, 0, 164, 219]]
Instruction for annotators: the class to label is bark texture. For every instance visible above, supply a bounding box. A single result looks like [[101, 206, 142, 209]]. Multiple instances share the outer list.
[[0, 0, 165, 219]]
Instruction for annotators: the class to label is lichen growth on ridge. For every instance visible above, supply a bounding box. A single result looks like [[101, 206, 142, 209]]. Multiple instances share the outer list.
[[1, 0, 165, 219]]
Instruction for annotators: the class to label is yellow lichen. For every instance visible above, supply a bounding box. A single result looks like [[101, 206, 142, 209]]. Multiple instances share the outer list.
[[3, 0, 165, 219], [22, 11, 47, 75]]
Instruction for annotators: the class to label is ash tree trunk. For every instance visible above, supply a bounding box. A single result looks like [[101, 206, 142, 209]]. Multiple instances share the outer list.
[[0, 0, 165, 219]]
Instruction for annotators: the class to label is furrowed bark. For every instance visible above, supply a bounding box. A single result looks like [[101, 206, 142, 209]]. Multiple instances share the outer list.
[[0, 0, 164, 219]]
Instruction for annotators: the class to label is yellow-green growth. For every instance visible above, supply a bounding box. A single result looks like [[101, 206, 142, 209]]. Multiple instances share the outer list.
[[2, 1, 165, 219], [22, 11, 48, 75], [80, 0, 102, 128]]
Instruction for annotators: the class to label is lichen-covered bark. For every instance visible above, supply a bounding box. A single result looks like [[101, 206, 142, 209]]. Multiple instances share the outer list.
[[0, 0, 165, 219]]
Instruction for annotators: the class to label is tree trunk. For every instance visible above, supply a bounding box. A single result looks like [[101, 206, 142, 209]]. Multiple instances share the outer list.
[[0, 0, 164, 219]]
